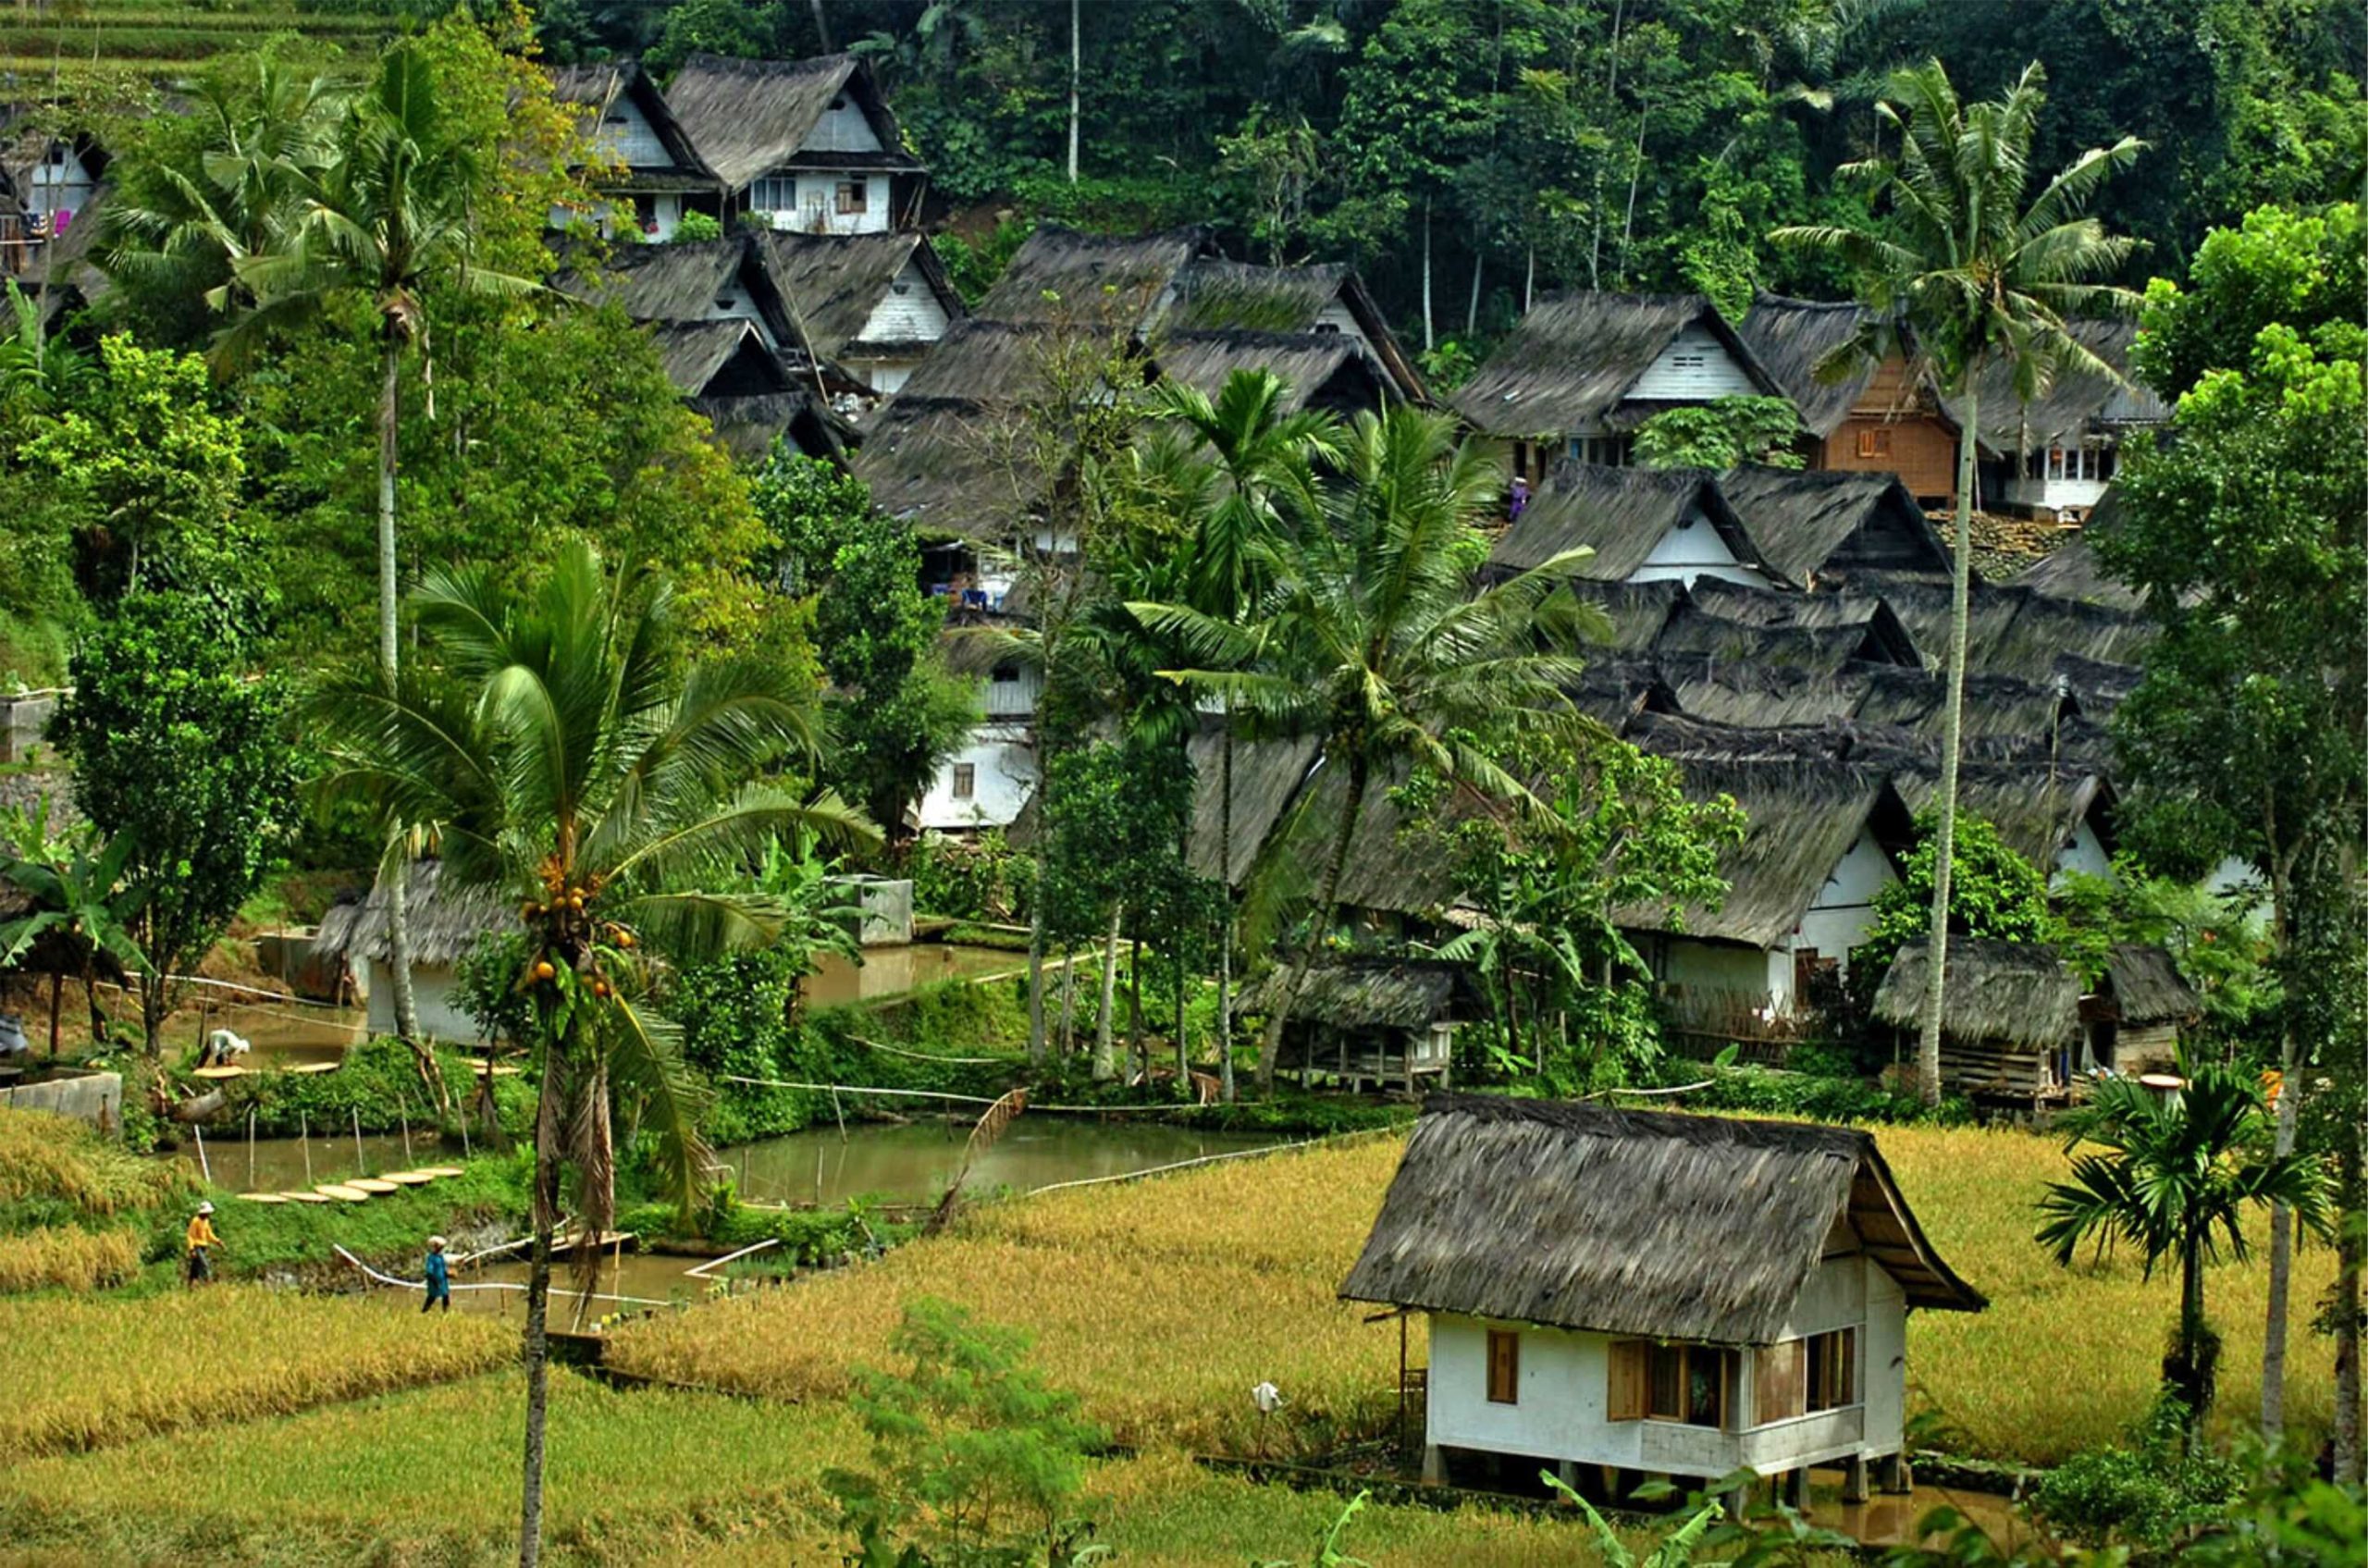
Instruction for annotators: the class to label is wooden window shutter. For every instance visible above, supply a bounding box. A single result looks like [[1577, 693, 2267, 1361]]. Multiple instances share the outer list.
[[1606, 1340, 1646, 1420], [1486, 1328, 1520, 1404], [1755, 1341, 1806, 1426]]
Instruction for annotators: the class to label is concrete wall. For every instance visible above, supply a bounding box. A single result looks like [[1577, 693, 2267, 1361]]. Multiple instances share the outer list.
[[831, 876, 915, 946], [0, 693, 57, 763], [919, 723, 1036, 832], [0, 1069, 122, 1130], [362, 961, 479, 1043]]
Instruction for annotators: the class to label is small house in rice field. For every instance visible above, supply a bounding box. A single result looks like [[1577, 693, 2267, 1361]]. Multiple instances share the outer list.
[[1342, 1094, 1984, 1505], [313, 865, 512, 1043], [1236, 959, 1462, 1094], [1869, 938, 2083, 1103], [2085, 944, 2201, 1077], [1449, 291, 1790, 481], [1734, 293, 1962, 511]]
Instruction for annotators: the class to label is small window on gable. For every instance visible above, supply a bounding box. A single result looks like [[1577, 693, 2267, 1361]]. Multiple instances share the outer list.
[[1671, 352, 1706, 371], [1857, 426, 1893, 458], [989, 663, 1018, 684], [892, 281, 911, 295], [830, 96, 847, 110], [951, 763, 976, 801], [1314, 321, 1340, 335], [1485, 1327, 1520, 1404]]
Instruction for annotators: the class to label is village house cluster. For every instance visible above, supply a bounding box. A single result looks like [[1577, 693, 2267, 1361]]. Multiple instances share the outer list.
[[0, 54, 2200, 1109]]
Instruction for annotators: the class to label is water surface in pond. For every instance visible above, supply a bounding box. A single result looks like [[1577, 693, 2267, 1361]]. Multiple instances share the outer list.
[[716, 1117, 1284, 1206]]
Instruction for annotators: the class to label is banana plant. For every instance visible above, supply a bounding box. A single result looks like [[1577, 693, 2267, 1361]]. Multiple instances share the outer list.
[[0, 799, 151, 1056]]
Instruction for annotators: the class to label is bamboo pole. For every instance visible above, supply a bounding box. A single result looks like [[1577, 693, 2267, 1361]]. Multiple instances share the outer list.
[[301, 1111, 313, 1185], [246, 1108, 256, 1190], [352, 1106, 365, 1175], [192, 1122, 211, 1184]]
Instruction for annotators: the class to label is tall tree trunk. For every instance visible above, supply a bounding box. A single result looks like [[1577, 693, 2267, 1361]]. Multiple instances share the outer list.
[[1217, 725, 1237, 1103], [1617, 96, 1651, 287], [808, 0, 832, 50], [2337, 1130, 2365, 1483], [1066, 0, 1079, 185], [47, 969, 62, 1058], [82, 957, 105, 1046], [2178, 1229, 2209, 1425], [1916, 397, 1978, 1107], [1057, 945, 1079, 1056], [1524, 244, 1535, 313], [1025, 865, 1049, 1064], [1127, 932, 1144, 1072], [376, 331, 422, 1049], [1258, 758, 1368, 1093], [516, 1050, 563, 1568], [1420, 200, 1434, 352], [1092, 903, 1122, 1080], [1465, 249, 1483, 338], [2262, 1021, 2300, 1444]]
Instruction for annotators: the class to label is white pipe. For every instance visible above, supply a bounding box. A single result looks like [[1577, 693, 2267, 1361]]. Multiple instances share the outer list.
[[333, 1244, 673, 1308], [684, 1238, 780, 1279]]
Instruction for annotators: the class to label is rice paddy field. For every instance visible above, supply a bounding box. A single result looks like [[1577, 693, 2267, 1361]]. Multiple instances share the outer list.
[[0, 0, 399, 90], [606, 1121, 2339, 1468]]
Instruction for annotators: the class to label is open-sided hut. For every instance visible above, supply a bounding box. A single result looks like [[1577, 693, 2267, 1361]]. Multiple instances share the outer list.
[[312, 865, 512, 1042], [1237, 960, 1462, 1094], [1450, 291, 1788, 480], [1342, 1094, 1983, 1500], [1734, 293, 1960, 509], [1870, 938, 2082, 1101], [2086, 944, 2200, 1075]]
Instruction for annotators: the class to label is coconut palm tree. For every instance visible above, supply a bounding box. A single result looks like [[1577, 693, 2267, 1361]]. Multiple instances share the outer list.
[[1142, 405, 1601, 1093], [229, 42, 540, 1050], [2038, 1064, 2330, 1425], [1771, 59, 2141, 1107], [315, 541, 874, 1568], [1148, 371, 1336, 1102]]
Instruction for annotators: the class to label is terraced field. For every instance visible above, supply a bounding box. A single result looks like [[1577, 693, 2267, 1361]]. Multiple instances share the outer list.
[[0, 0, 399, 90]]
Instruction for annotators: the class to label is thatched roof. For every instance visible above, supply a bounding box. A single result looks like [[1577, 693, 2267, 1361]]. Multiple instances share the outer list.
[[1166, 259, 1349, 331], [2102, 944, 2199, 1026], [664, 53, 919, 193], [1449, 291, 1783, 437], [1734, 293, 1881, 438], [1489, 463, 1779, 585], [565, 238, 797, 348], [1893, 763, 2113, 869], [1185, 733, 1322, 887], [548, 61, 709, 178], [1237, 960, 1456, 1029], [312, 863, 512, 969], [2006, 533, 2144, 611], [1846, 575, 2153, 686], [1622, 754, 1910, 947], [1946, 318, 2167, 453], [1340, 1094, 1984, 1340], [1677, 578, 1921, 666], [648, 319, 793, 399], [850, 394, 1016, 535], [1870, 938, 2081, 1050], [752, 228, 960, 357], [694, 388, 849, 463], [894, 316, 1070, 402], [1154, 329, 1390, 414], [1565, 580, 1690, 653], [975, 224, 1208, 327], [1720, 466, 1952, 585]]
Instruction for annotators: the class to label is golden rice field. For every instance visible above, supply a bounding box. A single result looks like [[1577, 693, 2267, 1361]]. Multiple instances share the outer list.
[[610, 1121, 2338, 1468], [0, 1288, 511, 1457], [0, 1224, 140, 1292], [0, 1107, 194, 1217]]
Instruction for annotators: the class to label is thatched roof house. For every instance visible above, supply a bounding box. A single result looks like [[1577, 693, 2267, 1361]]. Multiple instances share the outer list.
[[548, 60, 715, 213], [751, 228, 961, 396], [565, 236, 803, 351], [314, 864, 513, 1041], [1489, 463, 1781, 587], [852, 394, 1014, 535], [1163, 259, 1425, 401], [1155, 329, 1396, 415], [1872, 938, 2081, 1098], [1663, 579, 1921, 669], [1734, 293, 1961, 509], [976, 224, 1210, 327], [1238, 960, 1456, 1031], [1944, 319, 2165, 520], [1894, 763, 2116, 878], [2006, 531, 2145, 612], [1451, 291, 1787, 480], [1345, 1094, 1983, 1340], [665, 52, 921, 194], [1718, 467, 1952, 586], [1562, 580, 1691, 653], [2084, 943, 2201, 1076]]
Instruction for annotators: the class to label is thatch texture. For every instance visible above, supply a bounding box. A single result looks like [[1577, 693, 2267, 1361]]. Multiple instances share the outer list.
[[1720, 466, 1952, 584], [1621, 755, 1908, 946], [1154, 330, 1387, 414], [665, 54, 919, 192], [1564, 580, 1689, 653], [565, 239, 793, 348], [647, 319, 791, 398], [974, 224, 1207, 326], [1847, 575, 2153, 686], [1185, 733, 1321, 888], [1870, 939, 2080, 1049], [1947, 318, 2167, 452], [850, 394, 1018, 535], [753, 229, 958, 355], [1734, 293, 1879, 438], [1165, 259, 1349, 332], [1340, 1094, 1984, 1340], [1655, 617, 1903, 675], [894, 317, 1073, 402], [1684, 577, 1922, 665], [312, 864, 512, 969], [2006, 532, 2144, 611], [1450, 291, 1780, 437], [1893, 764, 2112, 869], [1489, 463, 1776, 584], [2102, 944, 2199, 1025], [1236, 961, 1454, 1029]]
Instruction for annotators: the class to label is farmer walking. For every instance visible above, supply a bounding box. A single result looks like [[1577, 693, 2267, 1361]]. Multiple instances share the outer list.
[[422, 1235, 451, 1314], [184, 1201, 220, 1286]]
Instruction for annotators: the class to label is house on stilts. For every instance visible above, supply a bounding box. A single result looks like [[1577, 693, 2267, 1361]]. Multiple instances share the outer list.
[[1342, 1094, 1984, 1507]]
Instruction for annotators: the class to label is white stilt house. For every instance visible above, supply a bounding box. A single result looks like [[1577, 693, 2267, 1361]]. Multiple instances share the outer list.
[[1341, 1095, 1985, 1506]]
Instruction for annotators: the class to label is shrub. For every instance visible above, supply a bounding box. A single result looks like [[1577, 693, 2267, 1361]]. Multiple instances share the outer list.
[[2033, 1397, 2241, 1549], [670, 209, 722, 242]]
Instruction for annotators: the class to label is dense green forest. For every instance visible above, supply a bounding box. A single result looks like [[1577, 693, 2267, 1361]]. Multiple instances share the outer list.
[[516, 0, 2364, 351]]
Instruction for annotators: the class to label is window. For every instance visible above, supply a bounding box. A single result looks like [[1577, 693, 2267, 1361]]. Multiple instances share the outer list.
[[1671, 352, 1706, 371], [1643, 1343, 1731, 1428], [1856, 426, 1893, 459], [1486, 1328, 1520, 1404], [749, 174, 796, 214], [835, 180, 869, 216], [1806, 1327, 1856, 1412], [1568, 434, 1630, 467], [1754, 1340, 1807, 1426], [1314, 321, 1340, 335], [1607, 1340, 1649, 1420], [951, 764, 976, 801]]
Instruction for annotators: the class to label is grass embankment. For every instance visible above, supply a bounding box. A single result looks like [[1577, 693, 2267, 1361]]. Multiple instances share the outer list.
[[0, 1372, 1683, 1567], [611, 1120, 2338, 1468], [0, 1289, 511, 1459]]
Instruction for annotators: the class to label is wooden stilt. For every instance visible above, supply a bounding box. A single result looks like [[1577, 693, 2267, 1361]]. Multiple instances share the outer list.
[[1782, 1467, 1810, 1510], [1843, 1455, 1870, 1504], [1422, 1444, 1444, 1485]]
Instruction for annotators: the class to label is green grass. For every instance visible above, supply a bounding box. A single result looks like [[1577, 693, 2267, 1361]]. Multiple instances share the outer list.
[[181, 1149, 532, 1278]]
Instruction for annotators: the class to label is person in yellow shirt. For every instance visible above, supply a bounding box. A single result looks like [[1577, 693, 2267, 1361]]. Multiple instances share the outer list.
[[185, 1201, 221, 1286]]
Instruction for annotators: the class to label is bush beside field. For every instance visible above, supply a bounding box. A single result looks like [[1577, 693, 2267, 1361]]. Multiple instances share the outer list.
[[610, 1120, 2339, 1468]]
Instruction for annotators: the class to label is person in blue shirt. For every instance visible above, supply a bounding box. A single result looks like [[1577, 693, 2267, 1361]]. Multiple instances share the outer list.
[[422, 1235, 451, 1314]]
